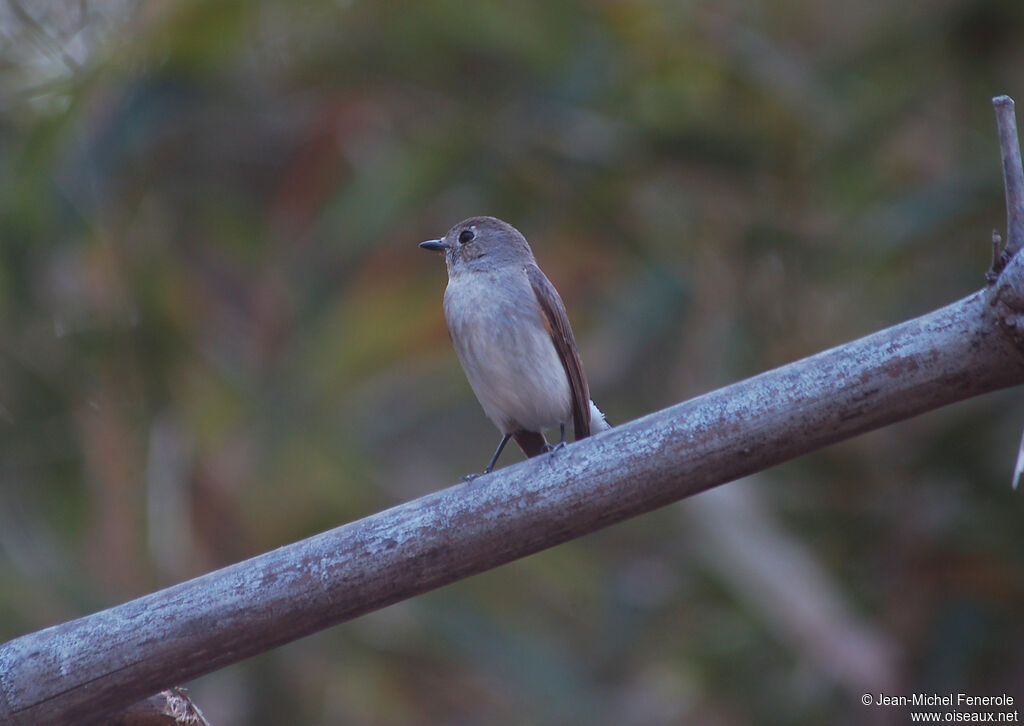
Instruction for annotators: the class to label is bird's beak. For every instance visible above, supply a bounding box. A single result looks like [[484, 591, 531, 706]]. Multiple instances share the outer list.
[[419, 239, 447, 252]]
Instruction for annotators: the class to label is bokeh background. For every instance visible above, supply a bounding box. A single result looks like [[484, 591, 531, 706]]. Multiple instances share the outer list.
[[2, 1, 1023, 724]]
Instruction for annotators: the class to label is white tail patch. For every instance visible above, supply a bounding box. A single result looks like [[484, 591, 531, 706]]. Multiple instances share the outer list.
[[589, 400, 611, 433]]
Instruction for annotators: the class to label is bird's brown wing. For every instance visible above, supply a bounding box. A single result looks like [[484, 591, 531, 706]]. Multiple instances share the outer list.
[[526, 265, 591, 439]]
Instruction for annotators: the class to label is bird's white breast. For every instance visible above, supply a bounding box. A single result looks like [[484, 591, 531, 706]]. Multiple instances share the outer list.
[[443, 268, 572, 435]]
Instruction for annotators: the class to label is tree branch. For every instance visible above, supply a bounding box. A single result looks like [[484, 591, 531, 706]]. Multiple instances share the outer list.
[[994, 95, 1024, 265], [3, 97, 1024, 726], [98, 689, 210, 726]]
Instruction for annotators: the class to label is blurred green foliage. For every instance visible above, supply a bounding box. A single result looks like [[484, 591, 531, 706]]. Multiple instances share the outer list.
[[1, 0, 1023, 724]]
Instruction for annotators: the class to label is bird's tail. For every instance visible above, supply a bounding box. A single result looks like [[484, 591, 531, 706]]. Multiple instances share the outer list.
[[512, 429, 549, 458], [515, 402, 611, 459]]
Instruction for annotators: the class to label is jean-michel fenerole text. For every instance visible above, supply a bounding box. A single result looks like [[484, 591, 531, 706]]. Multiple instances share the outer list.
[[872, 693, 1015, 708]]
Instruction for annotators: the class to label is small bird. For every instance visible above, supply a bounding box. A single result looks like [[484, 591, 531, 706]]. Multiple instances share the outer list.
[[420, 216, 610, 475]]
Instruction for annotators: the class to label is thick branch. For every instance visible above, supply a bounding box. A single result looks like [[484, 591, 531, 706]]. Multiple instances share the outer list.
[[2, 275, 1024, 724]]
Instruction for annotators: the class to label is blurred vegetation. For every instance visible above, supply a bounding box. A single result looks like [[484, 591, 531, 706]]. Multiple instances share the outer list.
[[1, 1, 1023, 724]]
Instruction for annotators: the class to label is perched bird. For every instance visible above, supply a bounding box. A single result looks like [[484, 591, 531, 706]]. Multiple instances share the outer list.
[[420, 216, 610, 474]]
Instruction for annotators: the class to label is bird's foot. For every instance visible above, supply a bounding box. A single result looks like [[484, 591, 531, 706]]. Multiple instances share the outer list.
[[544, 423, 567, 455]]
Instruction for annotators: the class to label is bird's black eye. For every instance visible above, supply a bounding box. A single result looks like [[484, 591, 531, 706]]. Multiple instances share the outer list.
[[458, 229, 475, 244]]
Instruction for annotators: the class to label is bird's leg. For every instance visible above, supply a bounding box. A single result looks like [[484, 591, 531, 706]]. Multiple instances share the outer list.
[[545, 423, 567, 453], [484, 433, 513, 472], [464, 433, 513, 480]]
